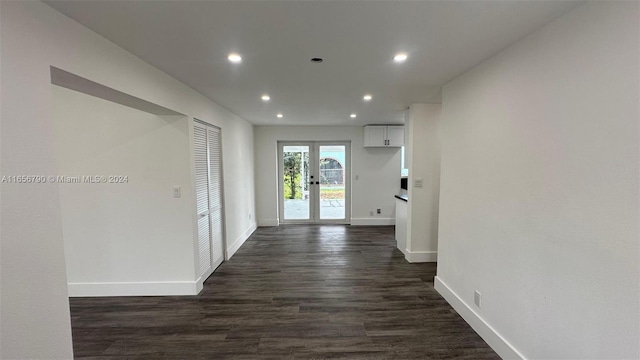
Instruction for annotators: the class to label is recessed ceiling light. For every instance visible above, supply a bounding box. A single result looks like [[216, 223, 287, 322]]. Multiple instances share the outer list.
[[227, 53, 242, 63], [363, 94, 372, 101], [350, 113, 357, 118], [277, 113, 283, 118], [393, 53, 408, 63], [261, 94, 270, 101]]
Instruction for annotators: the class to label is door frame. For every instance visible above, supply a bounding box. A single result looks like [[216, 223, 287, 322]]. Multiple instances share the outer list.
[[277, 141, 351, 224]]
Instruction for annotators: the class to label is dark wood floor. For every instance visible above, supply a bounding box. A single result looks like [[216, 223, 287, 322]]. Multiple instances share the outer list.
[[70, 225, 499, 359]]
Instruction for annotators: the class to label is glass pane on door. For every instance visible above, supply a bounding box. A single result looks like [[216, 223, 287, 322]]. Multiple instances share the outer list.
[[319, 145, 346, 220], [282, 145, 310, 220]]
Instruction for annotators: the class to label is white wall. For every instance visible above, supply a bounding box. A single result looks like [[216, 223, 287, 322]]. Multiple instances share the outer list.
[[221, 115, 257, 256], [254, 126, 401, 226], [52, 86, 197, 296], [405, 104, 441, 262], [435, 2, 639, 359], [0, 1, 255, 358]]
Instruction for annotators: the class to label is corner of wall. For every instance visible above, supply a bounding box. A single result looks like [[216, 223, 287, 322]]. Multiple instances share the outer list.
[[227, 221, 257, 258]]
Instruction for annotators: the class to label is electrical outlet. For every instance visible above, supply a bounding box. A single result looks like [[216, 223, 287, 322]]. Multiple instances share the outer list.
[[369, 210, 374, 216], [249, 213, 252, 220], [474, 290, 482, 308], [376, 208, 381, 215], [172, 186, 181, 198], [355, 174, 359, 180]]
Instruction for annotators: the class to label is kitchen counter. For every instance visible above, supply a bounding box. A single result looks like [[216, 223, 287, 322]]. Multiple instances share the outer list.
[[395, 195, 408, 256], [394, 194, 408, 202]]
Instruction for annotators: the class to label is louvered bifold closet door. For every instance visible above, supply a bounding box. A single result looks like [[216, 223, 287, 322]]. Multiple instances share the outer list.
[[194, 124, 212, 277], [207, 127, 224, 270]]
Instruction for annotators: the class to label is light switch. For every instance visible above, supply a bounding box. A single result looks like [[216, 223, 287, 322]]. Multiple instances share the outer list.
[[414, 178, 423, 188], [173, 186, 181, 198]]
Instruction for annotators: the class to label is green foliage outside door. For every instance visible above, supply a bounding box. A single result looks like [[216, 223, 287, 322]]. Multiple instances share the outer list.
[[283, 151, 308, 199]]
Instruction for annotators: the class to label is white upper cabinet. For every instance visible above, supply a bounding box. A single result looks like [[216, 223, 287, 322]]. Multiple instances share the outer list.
[[386, 126, 405, 147], [364, 125, 405, 147], [364, 126, 387, 147]]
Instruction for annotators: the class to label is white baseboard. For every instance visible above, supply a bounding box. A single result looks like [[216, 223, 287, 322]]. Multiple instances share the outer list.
[[404, 250, 437, 263], [67, 280, 199, 297], [350, 217, 395, 226], [257, 219, 279, 227], [227, 222, 257, 259], [434, 276, 525, 360]]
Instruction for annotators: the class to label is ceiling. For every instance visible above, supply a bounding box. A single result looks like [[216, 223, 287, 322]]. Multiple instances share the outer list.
[[46, 1, 580, 126]]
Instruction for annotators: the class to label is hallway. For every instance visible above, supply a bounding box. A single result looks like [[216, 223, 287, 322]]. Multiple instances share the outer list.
[[70, 225, 498, 359]]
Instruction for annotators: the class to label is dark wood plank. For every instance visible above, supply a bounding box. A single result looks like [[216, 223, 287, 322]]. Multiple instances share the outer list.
[[70, 225, 499, 359]]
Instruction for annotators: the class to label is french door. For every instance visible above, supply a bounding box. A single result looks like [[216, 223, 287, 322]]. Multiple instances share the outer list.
[[194, 120, 225, 279], [278, 141, 351, 224]]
